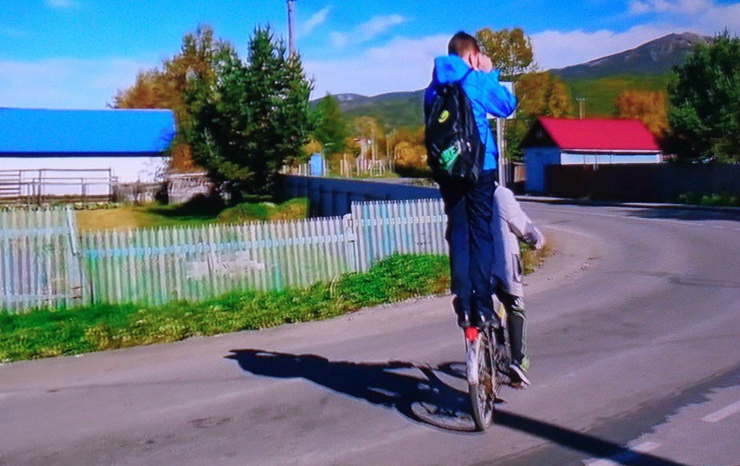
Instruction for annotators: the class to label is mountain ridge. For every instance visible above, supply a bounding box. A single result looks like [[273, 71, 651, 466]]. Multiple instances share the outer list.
[[316, 32, 707, 125], [550, 32, 709, 79]]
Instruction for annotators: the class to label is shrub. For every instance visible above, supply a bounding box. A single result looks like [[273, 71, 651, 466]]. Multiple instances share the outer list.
[[677, 192, 740, 207]]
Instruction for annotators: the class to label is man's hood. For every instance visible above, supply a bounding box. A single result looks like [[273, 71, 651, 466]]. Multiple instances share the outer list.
[[432, 54, 470, 85]]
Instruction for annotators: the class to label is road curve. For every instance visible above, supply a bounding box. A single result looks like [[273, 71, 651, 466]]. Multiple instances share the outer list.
[[0, 203, 738, 466]]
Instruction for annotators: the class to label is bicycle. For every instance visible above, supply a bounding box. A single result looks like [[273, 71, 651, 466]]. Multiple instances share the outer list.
[[465, 298, 511, 431]]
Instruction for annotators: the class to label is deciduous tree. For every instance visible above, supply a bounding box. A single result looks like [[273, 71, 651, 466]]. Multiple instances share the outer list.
[[475, 27, 535, 78], [507, 71, 572, 161], [615, 90, 668, 136], [113, 25, 225, 172]]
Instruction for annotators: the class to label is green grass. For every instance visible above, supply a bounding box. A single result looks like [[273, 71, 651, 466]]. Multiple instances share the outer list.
[[563, 74, 671, 117], [76, 197, 309, 232], [217, 198, 309, 222], [521, 241, 550, 275], [1, 243, 551, 363], [676, 192, 740, 207], [0, 254, 450, 363]]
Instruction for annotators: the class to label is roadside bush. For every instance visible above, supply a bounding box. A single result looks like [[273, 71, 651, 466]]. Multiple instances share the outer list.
[[217, 198, 309, 223], [676, 192, 739, 207]]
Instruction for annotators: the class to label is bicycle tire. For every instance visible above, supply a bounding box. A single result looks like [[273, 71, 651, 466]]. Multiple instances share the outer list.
[[468, 328, 495, 431], [492, 326, 511, 400]]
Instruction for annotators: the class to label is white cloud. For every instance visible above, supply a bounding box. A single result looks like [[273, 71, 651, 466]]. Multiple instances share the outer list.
[[330, 32, 347, 48], [46, 0, 81, 9], [306, 0, 739, 96], [357, 15, 406, 41], [628, 0, 712, 15], [298, 7, 331, 38], [8, 0, 737, 111], [330, 14, 407, 48], [0, 58, 155, 109], [626, 0, 740, 34], [305, 34, 448, 98], [531, 26, 668, 70], [534, 0, 739, 70]]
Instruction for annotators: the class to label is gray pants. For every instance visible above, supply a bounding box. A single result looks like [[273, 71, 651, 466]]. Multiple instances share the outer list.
[[495, 287, 527, 366]]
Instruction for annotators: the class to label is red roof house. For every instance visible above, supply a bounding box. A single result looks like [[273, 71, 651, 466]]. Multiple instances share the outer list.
[[521, 117, 662, 193]]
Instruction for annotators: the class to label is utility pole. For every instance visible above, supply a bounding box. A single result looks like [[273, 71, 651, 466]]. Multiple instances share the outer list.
[[577, 97, 586, 119], [287, 0, 296, 56]]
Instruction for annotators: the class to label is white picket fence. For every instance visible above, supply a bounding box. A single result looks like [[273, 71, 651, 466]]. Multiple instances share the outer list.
[[0, 198, 448, 311], [80, 216, 355, 306], [0, 208, 85, 312], [351, 199, 447, 272]]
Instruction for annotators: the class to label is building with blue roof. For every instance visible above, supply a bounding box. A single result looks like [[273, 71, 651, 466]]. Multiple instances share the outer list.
[[0, 107, 175, 200]]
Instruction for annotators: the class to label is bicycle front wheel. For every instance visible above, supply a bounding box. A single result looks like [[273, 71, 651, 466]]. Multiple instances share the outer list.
[[468, 329, 495, 431]]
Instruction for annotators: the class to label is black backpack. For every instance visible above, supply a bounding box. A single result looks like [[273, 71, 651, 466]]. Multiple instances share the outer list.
[[424, 71, 485, 184]]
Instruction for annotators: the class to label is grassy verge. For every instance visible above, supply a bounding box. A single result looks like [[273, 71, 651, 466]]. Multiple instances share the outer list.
[[0, 254, 449, 363], [75, 197, 309, 232], [522, 240, 552, 275], [1, 242, 550, 364], [676, 192, 739, 207]]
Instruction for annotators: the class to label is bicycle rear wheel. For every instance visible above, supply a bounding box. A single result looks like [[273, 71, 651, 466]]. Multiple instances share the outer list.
[[468, 328, 494, 431]]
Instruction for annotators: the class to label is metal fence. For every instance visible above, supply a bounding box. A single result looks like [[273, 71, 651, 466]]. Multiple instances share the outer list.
[[0, 169, 118, 204], [0, 207, 85, 312], [0, 198, 448, 311]]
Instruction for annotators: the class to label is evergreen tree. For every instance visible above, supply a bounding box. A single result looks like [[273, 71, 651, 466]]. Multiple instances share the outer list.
[[313, 93, 349, 156], [186, 26, 314, 199]]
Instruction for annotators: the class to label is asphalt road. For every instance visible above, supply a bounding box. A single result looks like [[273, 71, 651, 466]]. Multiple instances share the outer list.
[[1, 202, 738, 466]]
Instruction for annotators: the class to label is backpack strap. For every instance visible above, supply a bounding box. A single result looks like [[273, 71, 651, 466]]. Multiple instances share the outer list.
[[460, 68, 473, 84]]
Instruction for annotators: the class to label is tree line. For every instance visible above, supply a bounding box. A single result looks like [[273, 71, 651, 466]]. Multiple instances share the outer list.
[[113, 25, 739, 200]]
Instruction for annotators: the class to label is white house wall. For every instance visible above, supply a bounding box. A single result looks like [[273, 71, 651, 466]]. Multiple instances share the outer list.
[[560, 152, 662, 165]]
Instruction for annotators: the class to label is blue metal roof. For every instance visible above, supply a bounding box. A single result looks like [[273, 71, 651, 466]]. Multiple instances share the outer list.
[[0, 108, 176, 156]]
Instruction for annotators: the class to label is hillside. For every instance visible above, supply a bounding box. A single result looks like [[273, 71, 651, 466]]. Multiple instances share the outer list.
[[318, 32, 706, 125], [334, 90, 425, 128], [550, 32, 708, 79]]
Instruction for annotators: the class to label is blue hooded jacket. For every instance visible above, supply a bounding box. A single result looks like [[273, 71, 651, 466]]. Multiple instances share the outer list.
[[425, 54, 517, 170]]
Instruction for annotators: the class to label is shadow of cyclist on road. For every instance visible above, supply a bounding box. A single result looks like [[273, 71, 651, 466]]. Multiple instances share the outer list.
[[226, 349, 474, 431], [225, 349, 692, 463]]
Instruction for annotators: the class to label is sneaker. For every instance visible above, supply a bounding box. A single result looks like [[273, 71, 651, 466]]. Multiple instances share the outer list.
[[509, 363, 530, 389], [457, 310, 472, 328]]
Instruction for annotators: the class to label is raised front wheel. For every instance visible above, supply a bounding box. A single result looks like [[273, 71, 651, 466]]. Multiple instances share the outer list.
[[467, 328, 494, 431]]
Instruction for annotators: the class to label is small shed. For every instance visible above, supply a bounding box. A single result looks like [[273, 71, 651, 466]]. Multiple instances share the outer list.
[[521, 117, 662, 193], [0, 107, 175, 199]]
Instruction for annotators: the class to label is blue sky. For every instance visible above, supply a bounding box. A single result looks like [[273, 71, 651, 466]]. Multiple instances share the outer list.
[[1, 0, 738, 108]]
